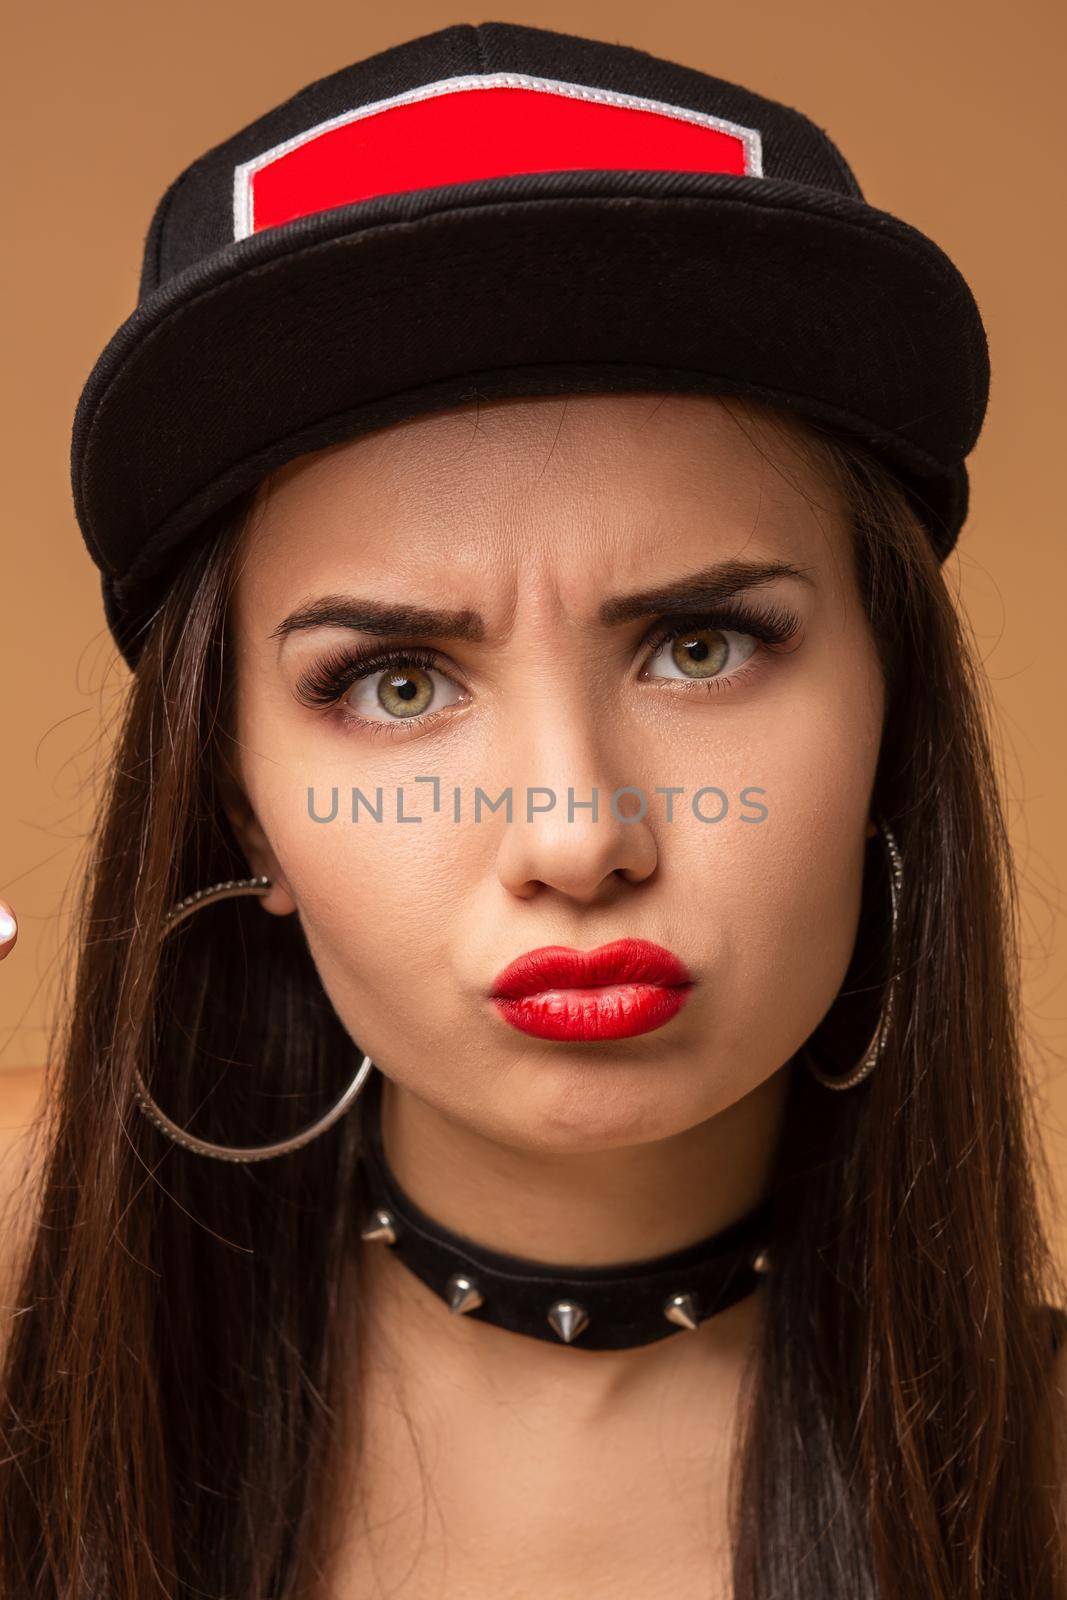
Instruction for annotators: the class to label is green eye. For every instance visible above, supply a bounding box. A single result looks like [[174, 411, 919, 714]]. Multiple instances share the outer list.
[[336, 650, 467, 726], [647, 625, 755, 682], [373, 666, 436, 718]]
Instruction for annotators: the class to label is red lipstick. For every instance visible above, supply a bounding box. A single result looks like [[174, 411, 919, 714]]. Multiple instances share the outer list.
[[489, 938, 694, 1042]]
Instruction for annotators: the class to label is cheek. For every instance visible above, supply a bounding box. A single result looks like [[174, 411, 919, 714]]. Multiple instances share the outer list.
[[248, 777, 469, 1049], [704, 652, 884, 1063], [709, 804, 868, 1069], [233, 662, 469, 1041]]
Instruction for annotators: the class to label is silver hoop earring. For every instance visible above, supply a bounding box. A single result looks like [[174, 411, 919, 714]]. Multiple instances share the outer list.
[[804, 816, 903, 1092], [131, 875, 376, 1162]]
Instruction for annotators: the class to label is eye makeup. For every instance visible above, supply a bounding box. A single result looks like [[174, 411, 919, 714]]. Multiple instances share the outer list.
[[289, 594, 804, 734]]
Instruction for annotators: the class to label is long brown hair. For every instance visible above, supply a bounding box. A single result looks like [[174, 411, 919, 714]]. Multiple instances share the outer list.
[[2, 401, 1065, 1597]]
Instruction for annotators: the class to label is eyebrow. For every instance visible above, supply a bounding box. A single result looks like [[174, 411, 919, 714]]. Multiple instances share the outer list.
[[597, 558, 816, 625], [271, 597, 487, 646], [270, 559, 815, 646]]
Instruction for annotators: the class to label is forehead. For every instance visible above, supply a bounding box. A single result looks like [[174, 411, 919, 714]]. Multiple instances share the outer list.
[[233, 392, 848, 606]]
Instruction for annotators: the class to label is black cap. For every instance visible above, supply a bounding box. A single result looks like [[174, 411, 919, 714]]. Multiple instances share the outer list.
[[70, 20, 990, 668]]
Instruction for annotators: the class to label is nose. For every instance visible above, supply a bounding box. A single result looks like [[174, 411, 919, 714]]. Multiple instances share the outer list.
[[493, 722, 658, 906]]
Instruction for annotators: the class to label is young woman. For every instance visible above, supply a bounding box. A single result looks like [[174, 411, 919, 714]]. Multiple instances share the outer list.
[[2, 20, 1066, 1600]]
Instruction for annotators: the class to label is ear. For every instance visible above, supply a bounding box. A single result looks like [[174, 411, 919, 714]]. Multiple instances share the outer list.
[[216, 765, 298, 918]]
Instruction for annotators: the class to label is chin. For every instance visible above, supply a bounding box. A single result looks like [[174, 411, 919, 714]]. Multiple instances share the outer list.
[[482, 1048, 723, 1154]]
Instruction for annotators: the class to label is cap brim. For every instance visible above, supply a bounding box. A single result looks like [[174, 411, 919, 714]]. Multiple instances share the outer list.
[[72, 166, 987, 664]]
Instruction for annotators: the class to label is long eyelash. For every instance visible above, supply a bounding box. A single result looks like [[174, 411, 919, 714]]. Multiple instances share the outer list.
[[293, 598, 803, 716], [641, 597, 803, 661], [293, 643, 445, 708]]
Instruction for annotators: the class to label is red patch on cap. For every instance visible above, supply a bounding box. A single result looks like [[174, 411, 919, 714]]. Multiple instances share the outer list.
[[233, 73, 763, 239]]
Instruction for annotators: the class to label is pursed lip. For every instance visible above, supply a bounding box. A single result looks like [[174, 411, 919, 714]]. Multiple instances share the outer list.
[[489, 938, 692, 999]]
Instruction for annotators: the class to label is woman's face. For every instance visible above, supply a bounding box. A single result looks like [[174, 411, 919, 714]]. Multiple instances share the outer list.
[[224, 393, 885, 1152]]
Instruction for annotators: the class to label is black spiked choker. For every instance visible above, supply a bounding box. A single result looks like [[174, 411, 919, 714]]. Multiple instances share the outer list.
[[356, 1070, 774, 1350]]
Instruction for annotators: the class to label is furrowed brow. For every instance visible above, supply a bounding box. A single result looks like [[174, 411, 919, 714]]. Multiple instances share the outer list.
[[271, 559, 813, 648], [271, 595, 487, 647], [598, 559, 815, 625]]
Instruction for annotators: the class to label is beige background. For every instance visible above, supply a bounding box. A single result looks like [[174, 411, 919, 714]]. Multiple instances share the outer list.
[[2, 4, 1066, 1262]]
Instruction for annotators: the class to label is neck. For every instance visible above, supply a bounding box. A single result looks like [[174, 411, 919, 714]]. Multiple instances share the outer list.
[[354, 1061, 791, 1398], [374, 1065, 790, 1265]]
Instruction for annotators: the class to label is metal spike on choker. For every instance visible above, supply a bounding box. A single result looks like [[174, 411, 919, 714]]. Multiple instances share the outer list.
[[356, 1069, 774, 1350]]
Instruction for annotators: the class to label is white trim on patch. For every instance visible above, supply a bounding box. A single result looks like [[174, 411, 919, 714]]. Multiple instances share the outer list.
[[232, 71, 764, 240]]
